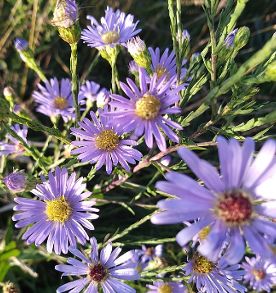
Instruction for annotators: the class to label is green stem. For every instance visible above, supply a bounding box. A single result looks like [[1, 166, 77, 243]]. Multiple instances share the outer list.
[[176, 0, 182, 83], [70, 42, 80, 123], [111, 58, 117, 94]]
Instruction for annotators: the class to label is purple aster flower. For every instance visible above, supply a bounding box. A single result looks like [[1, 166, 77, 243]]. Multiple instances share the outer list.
[[14, 38, 28, 51], [241, 256, 276, 292], [182, 253, 246, 293], [3, 170, 36, 193], [151, 136, 276, 264], [149, 47, 188, 84], [146, 280, 187, 293], [81, 6, 141, 48], [52, 0, 78, 28], [0, 124, 29, 156], [12, 166, 99, 255], [78, 80, 102, 104], [32, 77, 80, 122], [55, 236, 140, 293], [126, 249, 149, 272], [136, 244, 163, 263], [224, 28, 239, 49], [70, 106, 143, 174], [105, 68, 184, 151]]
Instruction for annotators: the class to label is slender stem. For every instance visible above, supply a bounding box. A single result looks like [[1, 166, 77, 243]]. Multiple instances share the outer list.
[[70, 42, 80, 123], [111, 58, 117, 94], [176, 0, 182, 83]]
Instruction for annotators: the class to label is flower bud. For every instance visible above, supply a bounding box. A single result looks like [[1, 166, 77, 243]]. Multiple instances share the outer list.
[[128, 60, 139, 76], [3, 171, 37, 193], [265, 60, 276, 81], [233, 26, 250, 50], [97, 89, 110, 108], [160, 155, 171, 167], [127, 37, 151, 71], [52, 0, 81, 44], [14, 38, 28, 51], [224, 28, 239, 49]]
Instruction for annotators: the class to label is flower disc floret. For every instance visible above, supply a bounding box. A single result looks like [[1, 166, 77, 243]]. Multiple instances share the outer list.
[[135, 94, 161, 120], [88, 264, 108, 282], [45, 195, 72, 224], [94, 129, 119, 151], [101, 30, 120, 44], [193, 253, 214, 274], [53, 96, 68, 110]]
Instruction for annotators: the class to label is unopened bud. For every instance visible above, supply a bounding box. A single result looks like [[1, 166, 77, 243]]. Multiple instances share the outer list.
[[3, 171, 37, 193], [233, 26, 250, 50], [97, 89, 110, 108], [224, 28, 239, 49]]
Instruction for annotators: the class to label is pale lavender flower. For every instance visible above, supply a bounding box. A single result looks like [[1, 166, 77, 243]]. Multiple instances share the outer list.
[[224, 28, 239, 49], [81, 6, 141, 48], [55, 236, 140, 293], [146, 280, 187, 293], [127, 36, 146, 56], [33, 78, 81, 122], [12, 167, 99, 255], [70, 106, 142, 174], [78, 80, 102, 104], [151, 136, 276, 264], [241, 256, 276, 292], [128, 60, 139, 75], [14, 38, 28, 51], [182, 253, 246, 293], [3, 171, 36, 193], [105, 68, 184, 151], [149, 47, 188, 84], [96, 89, 110, 108], [127, 249, 149, 272], [0, 124, 29, 156]]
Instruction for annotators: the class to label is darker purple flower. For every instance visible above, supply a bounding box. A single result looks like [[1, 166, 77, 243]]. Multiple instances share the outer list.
[[55, 236, 140, 292], [241, 256, 276, 292], [151, 136, 276, 264], [224, 28, 239, 49], [14, 38, 28, 51], [12, 167, 99, 255], [81, 6, 141, 48], [0, 124, 29, 156], [70, 106, 142, 174], [105, 68, 184, 151]]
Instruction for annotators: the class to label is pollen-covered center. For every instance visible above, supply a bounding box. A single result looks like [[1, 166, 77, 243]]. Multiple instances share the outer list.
[[192, 253, 214, 274], [88, 264, 108, 283], [155, 65, 169, 81], [158, 283, 173, 293], [101, 30, 120, 44], [198, 226, 211, 242], [16, 143, 25, 152], [253, 269, 266, 281], [53, 96, 68, 110], [135, 94, 161, 120], [45, 195, 72, 224], [94, 129, 119, 151], [215, 189, 253, 226]]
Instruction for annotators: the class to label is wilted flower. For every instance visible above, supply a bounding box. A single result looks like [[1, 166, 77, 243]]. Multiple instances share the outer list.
[[182, 253, 246, 293], [55, 236, 140, 292], [12, 167, 99, 255], [81, 6, 141, 48], [241, 256, 276, 292], [105, 68, 184, 151], [0, 124, 29, 156], [151, 136, 276, 264], [71, 106, 143, 174], [3, 170, 36, 193], [33, 77, 81, 122]]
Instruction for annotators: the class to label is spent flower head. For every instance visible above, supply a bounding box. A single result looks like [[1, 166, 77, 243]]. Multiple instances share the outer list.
[[151, 136, 276, 264], [52, 0, 78, 28], [70, 106, 143, 174], [12, 167, 99, 255], [3, 170, 36, 193], [105, 68, 184, 151], [55, 236, 140, 292], [81, 6, 141, 48]]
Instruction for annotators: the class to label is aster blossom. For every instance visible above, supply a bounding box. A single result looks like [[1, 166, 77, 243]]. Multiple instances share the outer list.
[[33, 77, 82, 122], [12, 167, 99, 255], [55, 236, 140, 293], [0, 124, 29, 156], [182, 253, 246, 293], [3, 170, 36, 193], [241, 256, 276, 292], [151, 136, 276, 264], [78, 80, 103, 104], [70, 106, 143, 174], [81, 6, 141, 48], [105, 68, 184, 151], [146, 280, 187, 293]]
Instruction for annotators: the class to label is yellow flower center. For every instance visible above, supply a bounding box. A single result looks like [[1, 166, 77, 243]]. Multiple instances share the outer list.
[[253, 269, 266, 280], [158, 284, 173, 293], [135, 94, 161, 120], [155, 65, 169, 81], [45, 195, 72, 224], [53, 96, 68, 110], [192, 253, 214, 274], [94, 129, 119, 151], [101, 30, 120, 44]]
